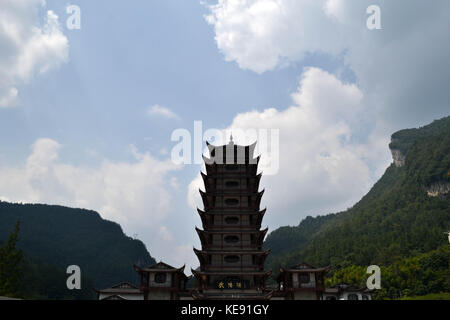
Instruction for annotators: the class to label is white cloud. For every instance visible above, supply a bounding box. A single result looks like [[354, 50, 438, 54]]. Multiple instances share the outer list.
[[189, 67, 391, 227], [155, 226, 197, 270], [147, 104, 179, 120], [0, 138, 187, 264], [0, 0, 69, 107], [202, 0, 450, 229], [205, 0, 450, 127], [205, 0, 339, 73], [0, 87, 18, 107]]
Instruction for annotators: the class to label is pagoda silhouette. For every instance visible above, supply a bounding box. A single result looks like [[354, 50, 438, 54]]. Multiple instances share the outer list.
[[191, 136, 273, 300], [95, 138, 343, 300]]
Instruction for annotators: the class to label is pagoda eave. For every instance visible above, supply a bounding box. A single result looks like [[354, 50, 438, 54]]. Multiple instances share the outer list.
[[194, 249, 271, 256], [192, 269, 272, 278]]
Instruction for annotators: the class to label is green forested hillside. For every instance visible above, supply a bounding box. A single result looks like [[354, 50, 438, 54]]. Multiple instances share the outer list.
[[0, 203, 156, 299], [326, 245, 450, 299], [263, 214, 335, 272], [264, 116, 450, 298]]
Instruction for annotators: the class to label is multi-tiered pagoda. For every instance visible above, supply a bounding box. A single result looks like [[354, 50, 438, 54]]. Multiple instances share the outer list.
[[191, 137, 273, 300], [96, 137, 338, 300]]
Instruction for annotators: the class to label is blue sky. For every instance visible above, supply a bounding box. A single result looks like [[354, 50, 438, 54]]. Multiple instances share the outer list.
[[1, 0, 449, 270], [1, 1, 357, 163]]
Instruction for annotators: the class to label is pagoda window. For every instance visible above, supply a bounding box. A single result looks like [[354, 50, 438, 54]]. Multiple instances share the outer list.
[[224, 255, 240, 263], [154, 273, 167, 284], [362, 295, 369, 300], [224, 235, 239, 244], [225, 198, 239, 206], [348, 294, 359, 300], [225, 180, 240, 188], [225, 216, 239, 224]]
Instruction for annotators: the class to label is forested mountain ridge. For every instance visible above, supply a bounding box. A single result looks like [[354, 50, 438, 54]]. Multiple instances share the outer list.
[[264, 116, 450, 297], [0, 202, 156, 299]]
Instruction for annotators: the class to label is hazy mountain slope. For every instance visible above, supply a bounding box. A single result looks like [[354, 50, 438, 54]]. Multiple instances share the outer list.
[[0, 202, 156, 296], [265, 116, 450, 273]]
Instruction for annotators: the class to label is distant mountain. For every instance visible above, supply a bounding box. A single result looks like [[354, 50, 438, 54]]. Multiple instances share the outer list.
[[0, 203, 156, 299], [264, 116, 450, 298]]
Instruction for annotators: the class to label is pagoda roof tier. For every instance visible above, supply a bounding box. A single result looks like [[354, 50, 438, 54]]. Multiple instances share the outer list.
[[200, 226, 265, 232], [256, 208, 266, 224], [203, 157, 261, 175], [203, 140, 258, 165], [194, 248, 270, 266], [200, 191, 264, 197], [197, 209, 266, 229], [200, 206, 263, 213], [201, 171, 262, 184], [206, 140, 257, 152], [194, 248, 270, 256], [191, 269, 272, 278], [202, 177, 263, 194], [197, 207, 267, 216], [197, 207, 266, 216], [202, 154, 261, 166], [200, 189, 265, 198], [199, 267, 265, 273], [195, 227, 268, 236], [200, 190, 265, 210], [201, 166, 262, 179], [198, 226, 266, 233], [200, 207, 265, 214], [202, 164, 262, 174], [197, 208, 208, 227], [196, 227, 268, 248]]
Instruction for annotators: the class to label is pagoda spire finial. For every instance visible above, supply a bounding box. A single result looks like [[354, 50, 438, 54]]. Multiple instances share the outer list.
[[229, 132, 234, 144]]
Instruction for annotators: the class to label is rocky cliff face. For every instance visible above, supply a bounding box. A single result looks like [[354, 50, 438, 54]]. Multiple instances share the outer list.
[[389, 137, 407, 167], [389, 137, 449, 196], [390, 148, 406, 167], [427, 182, 450, 197]]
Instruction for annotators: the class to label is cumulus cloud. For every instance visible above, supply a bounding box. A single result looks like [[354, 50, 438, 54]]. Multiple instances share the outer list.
[[0, 0, 69, 107], [0, 138, 185, 264], [205, 0, 450, 127], [189, 67, 391, 227], [205, 0, 340, 73], [147, 104, 180, 120]]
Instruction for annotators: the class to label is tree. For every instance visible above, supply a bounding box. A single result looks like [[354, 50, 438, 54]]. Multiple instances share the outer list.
[[0, 220, 23, 298]]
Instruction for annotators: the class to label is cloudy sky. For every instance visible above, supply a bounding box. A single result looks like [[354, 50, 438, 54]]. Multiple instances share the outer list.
[[0, 0, 449, 271]]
